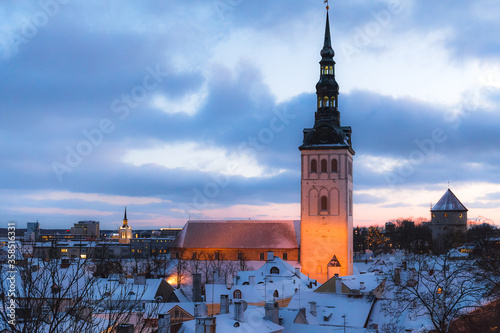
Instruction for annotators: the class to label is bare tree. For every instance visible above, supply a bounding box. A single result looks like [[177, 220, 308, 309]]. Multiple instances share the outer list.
[[1, 250, 165, 332], [385, 253, 494, 333], [0, 256, 100, 332]]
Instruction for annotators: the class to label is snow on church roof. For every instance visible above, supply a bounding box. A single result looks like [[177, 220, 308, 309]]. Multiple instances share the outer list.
[[431, 189, 468, 212], [172, 220, 299, 249]]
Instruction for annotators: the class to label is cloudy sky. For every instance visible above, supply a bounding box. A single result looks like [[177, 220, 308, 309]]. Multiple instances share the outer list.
[[1, 0, 500, 230]]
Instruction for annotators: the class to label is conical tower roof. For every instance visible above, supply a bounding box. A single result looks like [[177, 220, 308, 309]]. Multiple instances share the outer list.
[[431, 189, 468, 212]]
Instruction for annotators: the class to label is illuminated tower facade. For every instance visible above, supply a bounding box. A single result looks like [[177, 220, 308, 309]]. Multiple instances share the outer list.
[[299, 8, 354, 282], [119, 206, 133, 244]]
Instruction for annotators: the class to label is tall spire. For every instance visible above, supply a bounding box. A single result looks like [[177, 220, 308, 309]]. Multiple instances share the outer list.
[[321, 12, 334, 60], [314, 8, 340, 127], [299, 4, 353, 153]]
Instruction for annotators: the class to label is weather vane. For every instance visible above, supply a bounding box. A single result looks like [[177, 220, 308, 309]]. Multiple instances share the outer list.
[[324, 0, 329, 10]]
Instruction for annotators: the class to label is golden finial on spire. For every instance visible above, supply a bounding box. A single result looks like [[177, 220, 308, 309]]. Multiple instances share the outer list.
[[324, 0, 329, 10]]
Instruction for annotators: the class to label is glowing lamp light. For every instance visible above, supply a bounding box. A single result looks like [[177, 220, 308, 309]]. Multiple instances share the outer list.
[[167, 276, 178, 285]]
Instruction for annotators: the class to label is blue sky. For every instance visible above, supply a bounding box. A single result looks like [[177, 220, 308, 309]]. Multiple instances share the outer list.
[[1, 0, 500, 230]]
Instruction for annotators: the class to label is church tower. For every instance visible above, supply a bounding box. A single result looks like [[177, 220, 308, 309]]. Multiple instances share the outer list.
[[119, 206, 133, 244], [299, 6, 354, 282]]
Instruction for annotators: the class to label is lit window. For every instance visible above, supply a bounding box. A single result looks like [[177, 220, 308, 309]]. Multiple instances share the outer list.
[[80, 254, 86, 259], [459, 214, 462, 218], [445, 214, 448, 218], [61, 249, 68, 253]]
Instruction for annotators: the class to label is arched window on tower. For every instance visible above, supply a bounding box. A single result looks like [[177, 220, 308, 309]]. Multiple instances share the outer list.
[[311, 159, 317, 173], [331, 159, 338, 173], [324, 96, 329, 107], [321, 159, 327, 173], [329, 66, 333, 74], [320, 196, 328, 211], [270, 266, 280, 275], [273, 290, 279, 299], [318, 97, 321, 108], [233, 289, 242, 299]]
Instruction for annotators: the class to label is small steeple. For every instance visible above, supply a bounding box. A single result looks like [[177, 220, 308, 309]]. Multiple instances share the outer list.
[[123, 206, 128, 227]]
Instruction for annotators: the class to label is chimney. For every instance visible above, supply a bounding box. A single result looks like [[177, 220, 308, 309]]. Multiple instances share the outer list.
[[60, 257, 70, 269], [220, 295, 229, 314], [360, 281, 365, 290], [335, 274, 342, 294], [234, 301, 245, 322], [264, 302, 279, 324], [192, 273, 202, 302], [134, 275, 146, 285], [267, 251, 274, 261], [195, 317, 216, 333], [213, 269, 220, 284], [394, 268, 401, 285], [194, 303, 207, 318], [249, 276, 255, 285], [295, 267, 301, 276], [158, 313, 171, 333], [309, 301, 317, 317]]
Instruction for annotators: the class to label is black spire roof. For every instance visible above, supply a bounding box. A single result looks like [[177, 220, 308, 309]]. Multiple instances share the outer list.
[[299, 8, 353, 153], [431, 189, 468, 212], [122, 206, 128, 227]]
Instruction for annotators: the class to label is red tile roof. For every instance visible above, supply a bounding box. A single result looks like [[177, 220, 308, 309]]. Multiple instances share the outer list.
[[172, 220, 299, 249]]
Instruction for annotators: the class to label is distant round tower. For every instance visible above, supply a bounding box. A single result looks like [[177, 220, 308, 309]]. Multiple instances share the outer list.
[[430, 189, 468, 239]]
